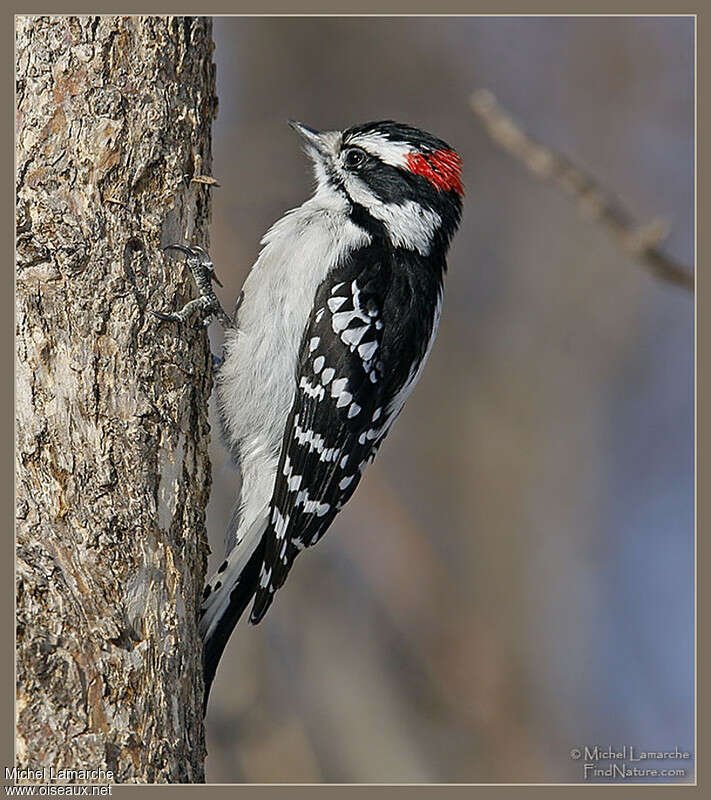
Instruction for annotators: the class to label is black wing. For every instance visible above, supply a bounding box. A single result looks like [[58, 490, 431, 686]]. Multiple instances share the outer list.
[[250, 246, 391, 623]]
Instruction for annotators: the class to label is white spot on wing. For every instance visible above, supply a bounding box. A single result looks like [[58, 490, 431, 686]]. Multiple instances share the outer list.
[[342, 325, 369, 347], [331, 377, 348, 398], [358, 340, 378, 361], [294, 423, 326, 453], [273, 509, 290, 540], [295, 488, 331, 516], [328, 296, 346, 312], [336, 391, 352, 408], [300, 376, 325, 401], [259, 565, 272, 589], [332, 309, 367, 333]]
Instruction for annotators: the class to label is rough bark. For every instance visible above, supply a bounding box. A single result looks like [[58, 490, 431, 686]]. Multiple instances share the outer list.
[[15, 16, 217, 783]]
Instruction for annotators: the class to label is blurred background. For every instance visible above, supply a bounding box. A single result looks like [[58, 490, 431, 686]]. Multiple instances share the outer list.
[[202, 16, 694, 783]]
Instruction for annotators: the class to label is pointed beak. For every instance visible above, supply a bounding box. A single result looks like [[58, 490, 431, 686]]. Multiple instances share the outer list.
[[288, 120, 330, 157]]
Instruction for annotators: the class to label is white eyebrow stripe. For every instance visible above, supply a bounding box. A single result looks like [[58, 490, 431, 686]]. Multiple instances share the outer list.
[[345, 132, 413, 168]]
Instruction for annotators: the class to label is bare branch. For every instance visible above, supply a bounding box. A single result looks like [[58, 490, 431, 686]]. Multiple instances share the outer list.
[[470, 89, 693, 293]]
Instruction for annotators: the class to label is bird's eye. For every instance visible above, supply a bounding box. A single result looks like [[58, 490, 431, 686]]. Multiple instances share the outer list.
[[343, 147, 367, 169]]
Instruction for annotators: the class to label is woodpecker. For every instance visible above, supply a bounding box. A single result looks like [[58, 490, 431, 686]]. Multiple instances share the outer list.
[[157, 120, 463, 712]]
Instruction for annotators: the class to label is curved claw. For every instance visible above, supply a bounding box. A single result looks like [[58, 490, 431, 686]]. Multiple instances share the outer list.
[[162, 243, 195, 258], [156, 243, 232, 329], [163, 243, 223, 287], [188, 244, 224, 287], [151, 310, 181, 323]]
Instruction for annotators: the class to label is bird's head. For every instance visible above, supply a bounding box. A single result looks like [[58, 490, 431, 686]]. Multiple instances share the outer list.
[[290, 119, 463, 256]]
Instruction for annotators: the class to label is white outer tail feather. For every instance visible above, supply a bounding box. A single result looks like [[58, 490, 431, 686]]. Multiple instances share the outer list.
[[199, 508, 269, 643]]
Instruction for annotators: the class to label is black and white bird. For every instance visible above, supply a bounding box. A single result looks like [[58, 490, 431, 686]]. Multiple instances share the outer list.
[[158, 120, 463, 711]]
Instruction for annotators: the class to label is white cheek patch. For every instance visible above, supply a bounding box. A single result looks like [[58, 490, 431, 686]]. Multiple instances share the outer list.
[[340, 173, 380, 211], [345, 131, 412, 168], [369, 200, 442, 256], [342, 173, 441, 255]]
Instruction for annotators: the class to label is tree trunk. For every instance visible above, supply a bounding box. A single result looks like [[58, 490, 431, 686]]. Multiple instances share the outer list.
[[15, 15, 217, 783]]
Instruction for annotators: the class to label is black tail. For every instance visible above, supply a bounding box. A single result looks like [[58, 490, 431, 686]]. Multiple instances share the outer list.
[[201, 537, 265, 716]]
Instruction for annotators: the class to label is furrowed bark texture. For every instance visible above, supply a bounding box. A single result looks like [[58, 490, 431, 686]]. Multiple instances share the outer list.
[[16, 16, 217, 783]]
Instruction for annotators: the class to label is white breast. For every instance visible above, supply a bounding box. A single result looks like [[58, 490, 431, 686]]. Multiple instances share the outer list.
[[215, 189, 371, 546]]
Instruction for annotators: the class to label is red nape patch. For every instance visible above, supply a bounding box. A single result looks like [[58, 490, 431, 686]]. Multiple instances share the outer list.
[[406, 149, 464, 195]]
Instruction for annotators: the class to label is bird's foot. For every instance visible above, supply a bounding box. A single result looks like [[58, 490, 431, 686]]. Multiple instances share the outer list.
[[152, 244, 233, 329]]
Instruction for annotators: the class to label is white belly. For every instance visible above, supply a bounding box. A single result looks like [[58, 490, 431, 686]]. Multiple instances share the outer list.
[[215, 191, 372, 547]]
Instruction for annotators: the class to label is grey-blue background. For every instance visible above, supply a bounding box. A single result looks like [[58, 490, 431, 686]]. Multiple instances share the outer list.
[[203, 16, 694, 783]]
